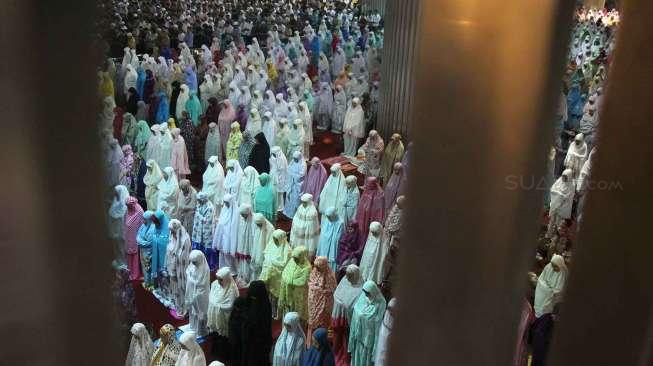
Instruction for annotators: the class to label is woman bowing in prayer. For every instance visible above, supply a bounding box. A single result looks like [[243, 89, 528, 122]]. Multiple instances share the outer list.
[[348, 281, 386, 366], [379, 134, 405, 186], [157, 167, 180, 218], [374, 298, 397, 366], [273, 312, 307, 366], [360, 130, 385, 179], [317, 207, 345, 272], [332, 265, 363, 366], [184, 250, 211, 336], [356, 177, 385, 246], [125, 322, 154, 366], [301, 327, 335, 366], [307, 257, 337, 343], [208, 266, 239, 337], [251, 213, 275, 280], [176, 331, 206, 366], [283, 151, 307, 219], [291, 194, 321, 259], [342, 98, 365, 157], [279, 246, 312, 324], [167, 219, 192, 317], [254, 173, 277, 224], [249, 132, 272, 174], [242, 280, 273, 366], [359, 222, 386, 284], [226, 122, 244, 161], [260, 229, 292, 318], [191, 192, 215, 269], [177, 179, 197, 234]]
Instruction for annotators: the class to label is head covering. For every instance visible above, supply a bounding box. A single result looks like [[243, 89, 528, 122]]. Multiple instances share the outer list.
[[302, 158, 328, 205], [177, 332, 206, 366], [349, 281, 387, 364], [534, 254, 568, 317], [308, 257, 337, 329], [374, 298, 397, 366], [384, 163, 406, 213], [273, 312, 307, 366], [125, 323, 154, 366], [244, 280, 273, 359], [208, 266, 239, 336], [355, 177, 385, 246], [109, 185, 130, 219], [301, 327, 334, 366], [249, 132, 271, 173], [319, 163, 347, 214], [333, 264, 364, 321]]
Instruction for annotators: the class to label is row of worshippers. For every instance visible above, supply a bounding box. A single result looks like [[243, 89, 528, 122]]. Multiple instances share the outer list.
[[512, 9, 619, 366], [126, 260, 397, 366], [545, 7, 618, 239]]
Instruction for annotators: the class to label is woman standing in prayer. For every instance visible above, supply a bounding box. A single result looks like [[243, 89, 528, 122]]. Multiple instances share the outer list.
[[316, 83, 334, 131], [147, 125, 162, 163], [119, 145, 135, 190], [176, 84, 190, 121], [213, 194, 239, 274], [287, 119, 307, 158], [332, 265, 363, 366], [106, 138, 125, 188], [144, 160, 163, 211], [177, 180, 197, 234], [159, 125, 174, 170], [186, 91, 202, 127], [167, 219, 192, 316], [249, 133, 272, 174], [238, 132, 257, 169], [337, 220, 363, 271], [239, 166, 261, 207], [124, 197, 144, 280], [356, 177, 385, 246], [202, 156, 226, 210], [236, 204, 255, 283], [301, 327, 335, 366], [254, 173, 277, 224], [260, 229, 292, 318], [192, 192, 216, 270], [307, 257, 337, 342], [243, 280, 273, 366], [273, 312, 307, 366], [348, 281, 386, 366], [291, 194, 321, 259], [379, 134, 405, 186], [251, 213, 275, 281], [227, 122, 244, 161], [298, 102, 313, 151], [534, 254, 568, 319], [137, 211, 155, 286], [343, 176, 360, 229], [381, 196, 405, 288], [247, 108, 263, 137], [208, 266, 239, 336], [342, 98, 365, 157], [109, 185, 129, 265], [270, 146, 290, 212], [151, 324, 182, 366], [122, 113, 139, 147], [279, 246, 312, 324], [283, 151, 307, 219], [176, 331, 206, 366], [262, 113, 277, 151], [317, 207, 345, 271], [219, 100, 237, 158], [319, 163, 348, 217], [302, 158, 328, 207], [224, 159, 244, 199], [359, 222, 386, 284], [546, 169, 575, 239], [564, 133, 588, 181], [157, 167, 180, 218], [134, 120, 152, 159], [276, 118, 291, 156], [360, 130, 385, 178], [185, 250, 211, 336], [374, 298, 397, 366], [383, 163, 406, 214], [125, 322, 154, 366], [151, 210, 170, 284], [331, 85, 347, 134], [205, 123, 223, 164]]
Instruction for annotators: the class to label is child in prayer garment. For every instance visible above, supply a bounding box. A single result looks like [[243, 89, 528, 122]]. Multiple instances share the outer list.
[[290, 194, 321, 259], [150, 324, 182, 366], [167, 219, 192, 316], [359, 222, 386, 284], [254, 173, 277, 223], [208, 266, 239, 337], [177, 331, 207, 366], [279, 246, 312, 324], [242, 280, 273, 366], [260, 229, 292, 318], [301, 327, 335, 366], [302, 158, 328, 207], [374, 298, 397, 366], [184, 251, 211, 336], [236, 204, 255, 284], [251, 213, 275, 280], [332, 265, 364, 366], [317, 207, 345, 271], [349, 281, 386, 366], [307, 257, 337, 343], [191, 192, 216, 269], [125, 323, 154, 366], [282, 151, 307, 219], [273, 312, 307, 366], [176, 179, 197, 234]]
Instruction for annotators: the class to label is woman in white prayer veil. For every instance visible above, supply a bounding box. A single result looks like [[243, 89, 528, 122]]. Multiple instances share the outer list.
[[263, 90, 278, 115], [125, 322, 154, 366], [332, 84, 347, 134], [175, 331, 206, 366], [534, 254, 568, 318], [272, 312, 306, 366], [205, 123, 223, 164], [576, 147, 596, 223], [159, 125, 174, 170], [212, 193, 239, 273], [235, 203, 256, 283], [176, 84, 190, 120], [255, 71, 269, 95], [157, 167, 180, 218], [207, 266, 239, 336], [147, 124, 162, 162], [290, 193, 321, 259], [287, 119, 307, 158], [251, 213, 275, 280], [298, 101, 313, 148], [247, 108, 263, 137], [319, 163, 348, 217], [332, 264, 364, 365], [374, 298, 397, 366], [124, 64, 138, 98], [238, 85, 252, 110], [262, 112, 278, 149], [224, 159, 244, 199], [202, 156, 225, 211], [240, 166, 261, 207], [270, 146, 290, 212], [228, 83, 242, 109], [144, 159, 163, 211], [274, 93, 289, 120], [167, 219, 192, 316], [200, 74, 214, 113], [564, 133, 588, 181], [184, 250, 210, 336], [359, 221, 386, 283], [109, 185, 129, 265], [546, 169, 575, 239], [251, 90, 264, 112], [343, 98, 365, 157]]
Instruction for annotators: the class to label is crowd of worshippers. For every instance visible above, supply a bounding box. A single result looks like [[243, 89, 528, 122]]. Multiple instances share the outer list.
[[100, 2, 406, 365], [512, 8, 620, 366]]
